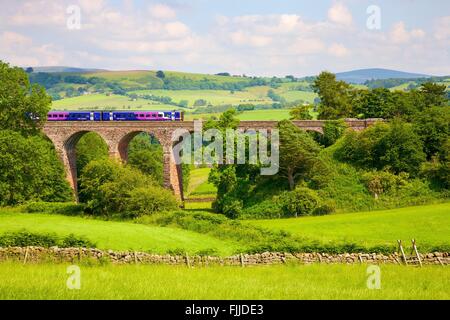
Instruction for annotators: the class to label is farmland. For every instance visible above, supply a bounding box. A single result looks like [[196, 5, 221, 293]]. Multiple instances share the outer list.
[[0, 263, 448, 300]]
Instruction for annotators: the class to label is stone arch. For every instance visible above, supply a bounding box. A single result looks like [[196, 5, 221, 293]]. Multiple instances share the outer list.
[[116, 130, 184, 202], [61, 130, 110, 199]]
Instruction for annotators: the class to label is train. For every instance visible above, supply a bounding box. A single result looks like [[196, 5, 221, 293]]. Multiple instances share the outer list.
[[46, 110, 184, 121]]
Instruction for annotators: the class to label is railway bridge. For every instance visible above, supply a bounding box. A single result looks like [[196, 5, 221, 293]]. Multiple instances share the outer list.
[[43, 119, 378, 202]]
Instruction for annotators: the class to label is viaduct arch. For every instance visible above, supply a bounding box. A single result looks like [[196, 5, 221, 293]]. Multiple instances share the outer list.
[[42, 119, 379, 202]]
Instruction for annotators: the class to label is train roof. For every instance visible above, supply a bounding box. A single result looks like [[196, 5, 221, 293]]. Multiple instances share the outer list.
[[49, 110, 183, 112]]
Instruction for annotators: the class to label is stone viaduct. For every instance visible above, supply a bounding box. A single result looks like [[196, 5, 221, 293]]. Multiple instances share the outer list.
[[42, 119, 378, 202]]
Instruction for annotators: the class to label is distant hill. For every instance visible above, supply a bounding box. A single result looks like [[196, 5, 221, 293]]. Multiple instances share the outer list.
[[335, 68, 431, 84], [30, 66, 107, 73]]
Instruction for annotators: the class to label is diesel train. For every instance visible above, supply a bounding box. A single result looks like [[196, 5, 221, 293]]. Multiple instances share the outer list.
[[46, 110, 184, 121]]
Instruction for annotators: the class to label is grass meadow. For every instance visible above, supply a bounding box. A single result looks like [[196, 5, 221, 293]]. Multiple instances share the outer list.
[[247, 203, 450, 250], [0, 263, 448, 300], [0, 210, 237, 255]]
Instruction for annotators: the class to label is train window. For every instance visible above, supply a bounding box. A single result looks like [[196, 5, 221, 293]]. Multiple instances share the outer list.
[[152, 114, 156, 117], [158, 114, 162, 118], [59, 114, 64, 118], [146, 114, 150, 118]]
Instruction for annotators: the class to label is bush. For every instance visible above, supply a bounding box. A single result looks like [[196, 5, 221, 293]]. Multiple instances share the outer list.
[[312, 201, 336, 216], [0, 230, 95, 248], [361, 170, 409, 197], [279, 187, 321, 217], [79, 159, 178, 217], [240, 199, 283, 219], [336, 120, 426, 176], [221, 196, 243, 219], [23, 202, 85, 215], [122, 187, 178, 218]]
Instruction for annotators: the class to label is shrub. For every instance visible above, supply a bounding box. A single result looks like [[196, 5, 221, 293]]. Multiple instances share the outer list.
[[240, 199, 283, 219], [278, 187, 321, 217], [122, 187, 178, 218], [336, 120, 426, 176], [221, 197, 243, 219], [0, 230, 95, 248], [312, 202, 336, 216], [79, 159, 178, 217], [361, 170, 409, 198], [23, 202, 85, 215]]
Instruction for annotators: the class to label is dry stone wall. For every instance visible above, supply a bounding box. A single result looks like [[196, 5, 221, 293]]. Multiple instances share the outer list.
[[0, 247, 448, 266]]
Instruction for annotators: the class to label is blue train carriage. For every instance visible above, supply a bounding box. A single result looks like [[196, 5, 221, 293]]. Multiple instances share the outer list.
[[101, 110, 184, 121], [48, 111, 101, 121]]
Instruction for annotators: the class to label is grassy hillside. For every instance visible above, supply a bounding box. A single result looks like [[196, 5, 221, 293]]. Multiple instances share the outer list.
[[0, 210, 237, 255], [247, 203, 450, 250], [52, 93, 173, 110], [0, 263, 448, 300]]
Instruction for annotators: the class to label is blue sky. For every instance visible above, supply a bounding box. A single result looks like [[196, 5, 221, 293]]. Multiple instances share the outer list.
[[0, 0, 449, 76]]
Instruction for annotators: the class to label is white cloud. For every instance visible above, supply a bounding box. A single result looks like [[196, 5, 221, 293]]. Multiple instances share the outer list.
[[327, 2, 353, 27], [149, 4, 177, 20], [328, 43, 349, 57], [390, 22, 425, 44]]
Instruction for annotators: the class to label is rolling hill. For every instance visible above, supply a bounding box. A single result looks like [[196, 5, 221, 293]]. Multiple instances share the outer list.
[[335, 68, 431, 84]]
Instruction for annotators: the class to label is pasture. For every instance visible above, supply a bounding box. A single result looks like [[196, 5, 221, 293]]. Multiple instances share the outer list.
[[247, 203, 450, 251], [0, 210, 237, 255], [0, 263, 448, 300], [52, 94, 174, 110]]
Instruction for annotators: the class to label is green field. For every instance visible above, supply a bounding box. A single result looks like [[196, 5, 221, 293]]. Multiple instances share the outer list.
[[52, 94, 174, 110], [0, 210, 237, 255], [186, 167, 216, 198], [0, 263, 448, 300], [247, 203, 450, 250], [130, 88, 272, 108]]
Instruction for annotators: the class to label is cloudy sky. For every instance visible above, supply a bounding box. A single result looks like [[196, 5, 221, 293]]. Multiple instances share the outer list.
[[0, 0, 449, 76]]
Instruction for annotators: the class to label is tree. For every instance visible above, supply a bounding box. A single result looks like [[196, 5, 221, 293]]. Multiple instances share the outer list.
[[413, 106, 450, 159], [127, 133, 164, 185], [0, 60, 51, 135], [419, 82, 447, 108], [289, 104, 313, 120], [0, 130, 72, 205], [75, 132, 109, 177], [25, 67, 34, 73], [312, 71, 353, 119], [156, 70, 166, 79], [277, 120, 322, 190], [337, 120, 426, 175], [79, 158, 177, 216]]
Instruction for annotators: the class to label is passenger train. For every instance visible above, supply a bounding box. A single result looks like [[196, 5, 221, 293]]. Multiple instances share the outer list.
[[46, 110, 184, 121]]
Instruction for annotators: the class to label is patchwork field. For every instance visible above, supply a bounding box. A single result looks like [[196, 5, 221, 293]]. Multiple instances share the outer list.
[[0, 263, 448, 300], [51, 94, 174, 110]]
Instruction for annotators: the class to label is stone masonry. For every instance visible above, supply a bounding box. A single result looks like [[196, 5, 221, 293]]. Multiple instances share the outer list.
[[42, 119, 380, 201]]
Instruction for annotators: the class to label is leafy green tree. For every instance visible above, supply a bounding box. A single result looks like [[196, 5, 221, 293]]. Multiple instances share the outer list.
[[312, 71, 353, 119], [289, 104, 313, 120], [0, 130, 72, 205], [79, 158, 177, 216], [413, 106, 450, 159], [278, 120, 322, 189], [127, 133, 164, 185], [76, 132, 109, 177], [419, 82, 447, 107], [156, 70, 166, 79], [0, 60, 51, 135], [337, 120, 426, 175]]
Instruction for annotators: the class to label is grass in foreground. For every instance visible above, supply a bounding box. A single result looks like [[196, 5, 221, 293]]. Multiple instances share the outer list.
[[246, 203, 450, 250], [0, 263, 448, 300], [0, 210, 237, 255]]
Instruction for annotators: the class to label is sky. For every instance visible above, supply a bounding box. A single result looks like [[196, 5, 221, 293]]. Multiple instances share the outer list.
[[0, 0, 449, 77]]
